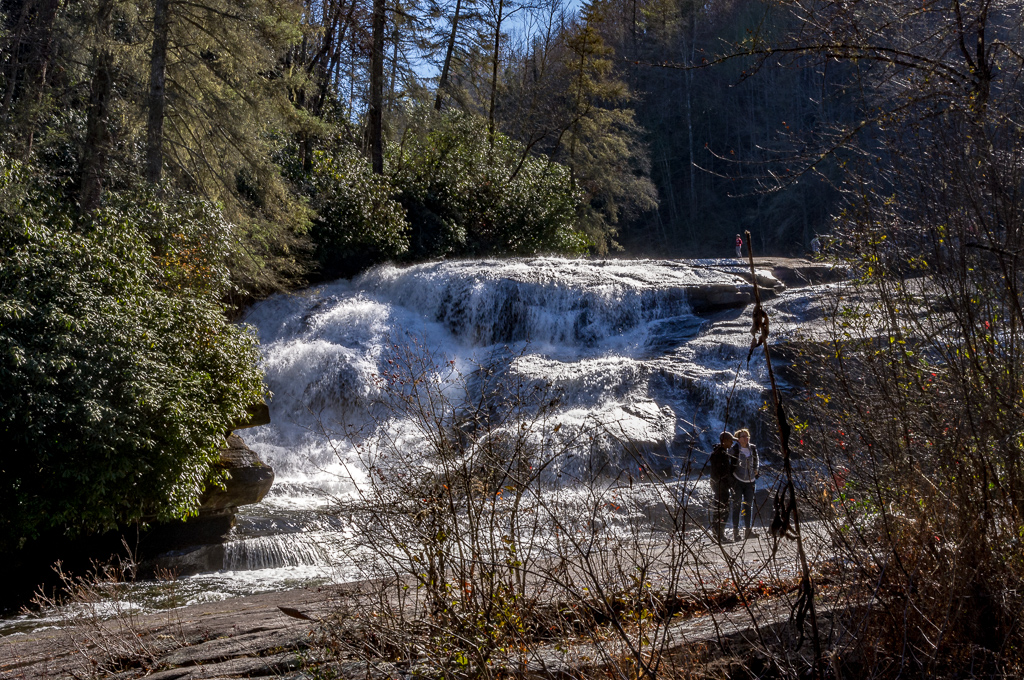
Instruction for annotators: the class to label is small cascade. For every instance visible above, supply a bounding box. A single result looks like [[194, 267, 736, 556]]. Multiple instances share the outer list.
[[223, 535, 328, 571]]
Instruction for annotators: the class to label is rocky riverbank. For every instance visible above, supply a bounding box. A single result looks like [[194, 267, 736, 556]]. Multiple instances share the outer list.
[[138, 432, 276, 578], [2, 534, 835, 680]]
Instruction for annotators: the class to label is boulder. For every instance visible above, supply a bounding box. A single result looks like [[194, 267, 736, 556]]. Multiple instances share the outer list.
[[756, 257, 850, 287], [143, 543, 227, 575], [230, 400, 271, 430], [595, 401, 678, 475], [683, 268, 786, 313], [200, 433, 275, 512], [686, 283, 753, 312], [730, 268, 787, 295], [139, 434, 274, 576]]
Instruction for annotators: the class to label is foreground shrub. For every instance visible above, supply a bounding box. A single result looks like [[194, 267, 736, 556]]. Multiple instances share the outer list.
[[0, 157, 264, 551], [793, 236, 1024, 676]]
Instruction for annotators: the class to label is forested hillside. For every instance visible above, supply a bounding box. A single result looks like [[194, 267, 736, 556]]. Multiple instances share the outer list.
[[1, 0, 847, 280]]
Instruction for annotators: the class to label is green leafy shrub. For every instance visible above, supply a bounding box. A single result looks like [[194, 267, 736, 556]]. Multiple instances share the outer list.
[[292, 111, 588, 279], [0, 157, 264, 551], [307, 146, 410, 279], [393, 111, 589, 259]]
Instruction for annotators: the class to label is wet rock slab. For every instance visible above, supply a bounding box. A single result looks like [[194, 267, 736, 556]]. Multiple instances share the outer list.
[[145, 651, 303, 680], [157, 626, 310, 667], [1, 535, 831, 680], [0, 587, 324, 680], [757, 257, 849, 287]]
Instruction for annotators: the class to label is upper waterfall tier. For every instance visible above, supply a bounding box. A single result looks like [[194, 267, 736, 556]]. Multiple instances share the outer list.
[[251, 258, 770, 351]]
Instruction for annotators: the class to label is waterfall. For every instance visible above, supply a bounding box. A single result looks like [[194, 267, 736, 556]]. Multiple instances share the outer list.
[[196, 256, 815, 594], [242, 258, 775, 484], [0, 257, 829, 633]]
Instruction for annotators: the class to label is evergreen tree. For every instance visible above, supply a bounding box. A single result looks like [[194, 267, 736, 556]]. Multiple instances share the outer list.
[[499, 0, 657, 251]]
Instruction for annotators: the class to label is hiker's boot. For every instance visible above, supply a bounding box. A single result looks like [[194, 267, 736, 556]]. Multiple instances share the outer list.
[[745, 528, 757, 540]]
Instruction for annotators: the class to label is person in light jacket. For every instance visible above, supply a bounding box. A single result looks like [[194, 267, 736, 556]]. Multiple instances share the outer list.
[[730, 428, 759, 541]]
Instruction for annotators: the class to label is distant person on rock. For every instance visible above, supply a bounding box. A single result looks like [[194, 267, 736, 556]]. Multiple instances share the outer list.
[[730, 428, 760, 541], [708, 431, 736, 543], [735, 234, 744, 258]]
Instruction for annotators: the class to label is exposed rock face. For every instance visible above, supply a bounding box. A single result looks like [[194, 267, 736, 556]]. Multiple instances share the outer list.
[[230, 400, 271, 430], [139, 432, 274, 576], [140, 543, 228, 576], [594, 401, 678, 475], [756, 257, 849, 287], [682, 259, 840, 313], [685, 282, 757, 312], [200, 434, 275, 512]]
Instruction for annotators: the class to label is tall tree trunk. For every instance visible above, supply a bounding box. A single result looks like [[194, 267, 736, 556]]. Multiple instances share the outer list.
[[79, 50, 113, 212], [5, 0, 59, 156], [303, 0, 352, 175], [568, 46, 585, 189], [685, 12, 696, 242], [368, 0, 385, 174], [146, 0, 170, 184], [79, 0, 115, 211], [314, 0, 355, 116], [2, 0, 34, 120], [434, 0, 462, 111], [487, 0, 505, 146]]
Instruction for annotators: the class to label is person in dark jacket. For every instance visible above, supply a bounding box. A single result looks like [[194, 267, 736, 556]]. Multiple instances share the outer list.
[[708, 431, 735, 543], [730, 428, 760, 541]]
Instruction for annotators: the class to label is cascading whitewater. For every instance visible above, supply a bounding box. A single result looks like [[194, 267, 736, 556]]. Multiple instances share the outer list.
[[242, 257, 772, 487], [223, 535, 328, 571], [199, 256, 804, 589]]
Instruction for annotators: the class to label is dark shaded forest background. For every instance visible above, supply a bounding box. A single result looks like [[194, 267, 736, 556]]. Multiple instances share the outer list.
[[2, 0, 846, 284]]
